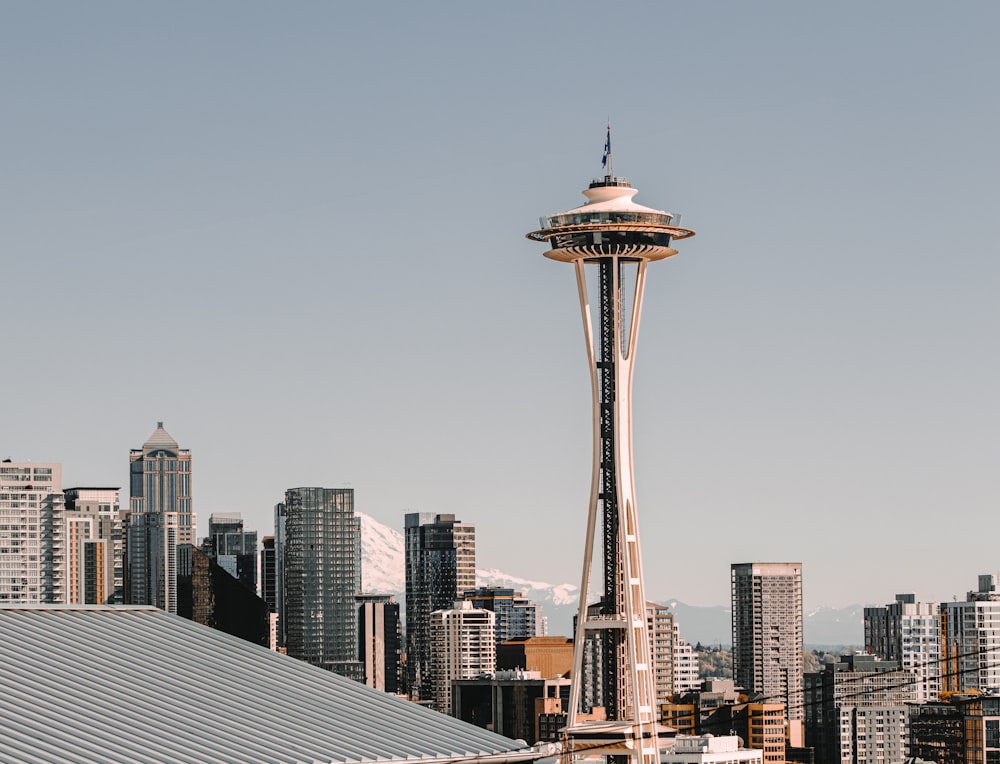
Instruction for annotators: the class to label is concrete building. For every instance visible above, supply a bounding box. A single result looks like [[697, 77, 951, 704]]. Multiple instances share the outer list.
[[864, 594, 941, 702], [430, 600, 495, 716], [357, 593, 402, 694], [282, 487, 363, 680], [273, 501, 287, 645], [942, 575, 1000, 694], [804, 653, 915, 764], [64, 486, 123, 604], [126, 423, 193, 613], [0, 461, 65, 603], [662, 736, 763, 764], [405, 512, 476, 700], [731, 562, 804, 719]]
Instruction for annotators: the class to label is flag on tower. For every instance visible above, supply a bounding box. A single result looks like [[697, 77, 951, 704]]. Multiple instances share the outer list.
[[602, 126, 611, 168]]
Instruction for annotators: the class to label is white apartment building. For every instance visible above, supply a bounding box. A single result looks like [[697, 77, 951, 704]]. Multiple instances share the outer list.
[[0, 461, 65, 603], [943, 575, 1000, 694], [864, 594, 941, 702], [430, 600, 495, 716], [673, 622, 701, 694]]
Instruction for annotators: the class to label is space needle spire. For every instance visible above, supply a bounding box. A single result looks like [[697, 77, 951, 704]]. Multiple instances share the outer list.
[[527, 141, 695, 764]]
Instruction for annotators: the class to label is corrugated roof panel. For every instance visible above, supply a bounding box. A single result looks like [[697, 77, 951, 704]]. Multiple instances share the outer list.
[[0, 606, 547, 764]]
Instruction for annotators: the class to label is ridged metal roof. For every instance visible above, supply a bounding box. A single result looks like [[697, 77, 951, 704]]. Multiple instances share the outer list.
[[0, 606, 548, 764]]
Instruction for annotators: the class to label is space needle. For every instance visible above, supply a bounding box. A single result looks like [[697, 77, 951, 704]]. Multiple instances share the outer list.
[[527, 131, 695, 764]]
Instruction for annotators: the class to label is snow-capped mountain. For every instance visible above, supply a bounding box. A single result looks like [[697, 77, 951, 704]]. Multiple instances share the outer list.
[[359, 512, 579, 632]]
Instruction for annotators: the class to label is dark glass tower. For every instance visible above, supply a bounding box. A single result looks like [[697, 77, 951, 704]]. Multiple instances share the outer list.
[[404, 512, 476, 700], [283, 487, 363, 680]]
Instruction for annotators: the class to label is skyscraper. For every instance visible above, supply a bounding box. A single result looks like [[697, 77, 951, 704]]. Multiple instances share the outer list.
[[282, 487, 363, 680], [126, 423, 192, 613], [527, 141, 696, 764], [731, 562, 804, 719], [0, 461, 65, 603], [205, 512, 258, 592], [464, 586, 545, 645], [864, 593, 941, 702], [64, 486, 123, 604], [404, 512, 476, 701]]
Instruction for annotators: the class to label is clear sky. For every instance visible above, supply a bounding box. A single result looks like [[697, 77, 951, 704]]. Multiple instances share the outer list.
[[3, 2, 998, 611]]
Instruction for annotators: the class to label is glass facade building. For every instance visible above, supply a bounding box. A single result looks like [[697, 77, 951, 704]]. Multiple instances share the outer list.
[[404, 512, 476, 701], [283, 487, 363, 681], [126, 423, 193, 614]]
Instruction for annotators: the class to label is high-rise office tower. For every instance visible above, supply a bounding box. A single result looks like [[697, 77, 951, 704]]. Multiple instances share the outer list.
[[404, 512, 476, 700], [464, 586, 545, 645], [357, 593, 402, 694], [273, 502, 287, 646], [205, 512, 258, 592], [864, 593, 941, 702], [260, 536, 276, 611], [282, 487, 363, 680], [527, 136, 696, 764], [0, 461, 65, 603], [731, 562, 804, 719], [64, 486, 123, 604], [126, 423, 193, 613], [431, 600, 495, 716], [942, 574, 1000, 694]]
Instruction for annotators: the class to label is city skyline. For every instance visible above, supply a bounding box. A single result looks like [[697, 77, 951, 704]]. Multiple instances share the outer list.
[[4, 3, 999, 613]]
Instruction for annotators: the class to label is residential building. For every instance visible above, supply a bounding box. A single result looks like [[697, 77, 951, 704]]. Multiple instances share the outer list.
[[647, 601, 676, 706], [803, 653, 915, 764], [282, 487, 363, 680], [126, 423, 192, 613], [64, 486, 123, 604], [430, 600, 495, 716], [731, 562, 804, 719], [205, 512, 258, 592], [863, 594, 941, 702], [404, 512, 476, 700], [942, 575, 1000, 694], [0, 461, 65, 603], [357, 593, 402, 694], [674, 622, 700, 694], [909, 702, 964, 764]]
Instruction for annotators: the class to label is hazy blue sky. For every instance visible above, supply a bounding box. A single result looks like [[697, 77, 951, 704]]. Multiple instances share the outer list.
[[3, 2, 998, 611]]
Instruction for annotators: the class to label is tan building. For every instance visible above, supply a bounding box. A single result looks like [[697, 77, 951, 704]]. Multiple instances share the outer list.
[[64, 487, 123, 604], [497, 636, 573, 678]]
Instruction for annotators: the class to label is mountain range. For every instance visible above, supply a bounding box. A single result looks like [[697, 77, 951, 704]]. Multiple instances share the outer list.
[[359, 513, 863, 648]]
